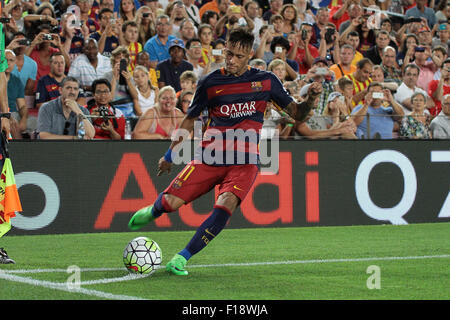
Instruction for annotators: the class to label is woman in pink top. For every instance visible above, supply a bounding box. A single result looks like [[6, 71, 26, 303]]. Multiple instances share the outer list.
[[133, 86, 184, 139]]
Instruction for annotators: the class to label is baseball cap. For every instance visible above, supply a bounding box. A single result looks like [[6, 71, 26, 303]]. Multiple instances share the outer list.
[[168, 38, 186, 52], [327, 91, 343, 104]]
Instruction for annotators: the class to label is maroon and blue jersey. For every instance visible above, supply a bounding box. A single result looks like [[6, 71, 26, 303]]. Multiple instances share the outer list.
[[187, 66, 293, 166]]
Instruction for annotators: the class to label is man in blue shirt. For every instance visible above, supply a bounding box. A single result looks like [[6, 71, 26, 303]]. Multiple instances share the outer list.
[[351, 81, 404, 139], [144, 15, 177, 69], [405, 0, 436, 29], [156, 39, 193, 92]]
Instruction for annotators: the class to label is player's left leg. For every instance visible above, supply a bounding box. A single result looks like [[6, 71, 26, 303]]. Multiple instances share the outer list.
[[166, 192, 238, 276], [0, 247, 15, 264]]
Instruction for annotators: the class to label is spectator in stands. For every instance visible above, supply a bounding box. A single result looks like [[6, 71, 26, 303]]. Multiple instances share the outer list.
[[293, 0, 314, 27], [249, 58, 267, 70], [90, 8, 120, 58], [413, 45, 438, 92], [340, 12, 376, 56], [5, 50, 28, 139], [405, 0, 436, 29], [344, 57, 373, 108], [178, 19, 197, 44], [270, 36, 299, 80], [254, 25, 274, 63], [25, 24, 70, 89], [178, 70, 198, 99], [280, 4, 298, 35], [431, 45, 448, 81], [430, 94, 450, 139], [199, 0, 229, 19], [198, 24, 214, 65], [396, 33, 418, 69], [176, 90, 194, 113], [182, 0, 201, 27], [121, 21, 142, 71], [364, 30, 391, 66], [432, 21, 449, 56], [332, 0, 361, 32], [329, 44, 356, 80], [380, 46, 402, 85], [7, 32, 37, 97], [351, 81, 404, 139], [37, 77, 95, 139], [76, 0, 100, 34], [105, 46, 139, 117], [245, 1, 264, 40], [36, 52, 66, 109], [156, 38, 193, 92], [299, 57, 335, 115], [394, 63, 431, 115], [336, 76, 355, 115], [68, 38, 112, 98], [144, 14, 176, 69], [428, 58, 450, 116], [287, 22, 319, 74], [210, 39, 226, 71], [136, 51, 158, 88], [120, 0, 137, 22], [135, 6, 156, 47], [345, 31, 364, 67], [311, 7, 330, 48], [262, 0, 283, 22], [268, 14, 286, 39], [132, 65, 159, 116], [417, 26, 432, 47], [268, 59, 287, 83], [186, 38, 209, 78], [86, 78, 126, 140], [399, 91, 432, 139], [59, 12, 89, 63], [370, 65, 399, 93], [132, 86, 184, 139], [201, 10, 220, 33]]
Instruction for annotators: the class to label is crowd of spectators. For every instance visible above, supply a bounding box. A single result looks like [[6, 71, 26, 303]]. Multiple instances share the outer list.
[[2, 0, 449, 139]]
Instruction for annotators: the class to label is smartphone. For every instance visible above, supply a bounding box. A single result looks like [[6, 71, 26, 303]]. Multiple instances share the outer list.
[[315, 67, 328, 75], [415, 46, 425, 52], [275, 46, 283, 53], [325, 28, 335, 43], [372, 92, 384, 99], [212, 49, 222, 56], [119, 59, 128, 85], [143, 13, 150, 18]]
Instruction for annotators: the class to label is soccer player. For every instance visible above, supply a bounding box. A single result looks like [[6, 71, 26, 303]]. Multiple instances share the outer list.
[[128, 27, 321, 276]]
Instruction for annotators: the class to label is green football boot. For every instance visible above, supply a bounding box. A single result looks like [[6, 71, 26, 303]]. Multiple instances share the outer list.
[[128, 205, 154, 230], [166, 254, 189, 276]]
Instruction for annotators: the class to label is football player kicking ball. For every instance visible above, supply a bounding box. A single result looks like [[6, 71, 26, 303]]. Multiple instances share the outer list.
[[128, 27, 322, 276]]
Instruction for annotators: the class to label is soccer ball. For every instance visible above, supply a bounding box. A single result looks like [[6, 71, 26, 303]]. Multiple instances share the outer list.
[[123, 236, 162, 274]]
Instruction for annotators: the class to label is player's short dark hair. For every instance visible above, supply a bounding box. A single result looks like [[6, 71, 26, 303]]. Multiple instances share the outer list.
[[226, 27, 254, 51], [92, 78, 112, 93]]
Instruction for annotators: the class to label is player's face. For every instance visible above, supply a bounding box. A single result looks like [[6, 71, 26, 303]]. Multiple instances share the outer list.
[[224, 43, 253, 76]]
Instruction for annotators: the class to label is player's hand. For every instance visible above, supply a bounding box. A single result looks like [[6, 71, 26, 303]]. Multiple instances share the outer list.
[[157, 157, 172, 176]]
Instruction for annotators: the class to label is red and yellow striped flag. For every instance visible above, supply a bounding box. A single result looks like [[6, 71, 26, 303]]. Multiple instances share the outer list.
[[0, 158, 22, 238]]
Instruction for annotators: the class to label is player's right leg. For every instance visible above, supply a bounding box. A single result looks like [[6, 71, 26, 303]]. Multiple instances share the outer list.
[[0, 247, 15, 264]]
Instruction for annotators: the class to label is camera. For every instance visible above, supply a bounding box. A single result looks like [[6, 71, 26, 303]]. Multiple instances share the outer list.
[[18, 39, 30, 46], [415, 46, 425, 52], [275, 46, 283, 53], [98, 106, 110, 123], [0, 18, 11, 23], [143, 13, 150, 18], [43, 34, 53, 41], [372, 92, 384, 99], [301, 29, 308, 41], [325, 28, 335, 44]]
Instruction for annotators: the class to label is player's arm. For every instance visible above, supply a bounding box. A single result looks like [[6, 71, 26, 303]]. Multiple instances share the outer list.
[[157, 114, 197, 176], [283, 82, 322, 123]]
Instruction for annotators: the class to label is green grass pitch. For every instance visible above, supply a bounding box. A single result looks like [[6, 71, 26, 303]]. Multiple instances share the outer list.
[[0, 223, 449, 300]]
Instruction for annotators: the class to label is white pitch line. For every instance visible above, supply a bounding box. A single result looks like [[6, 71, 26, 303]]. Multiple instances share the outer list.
[[0, 271, 147, 300], [1, 254, 448, 300]]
